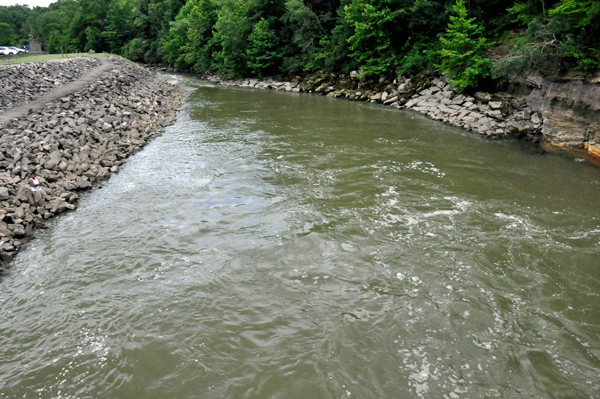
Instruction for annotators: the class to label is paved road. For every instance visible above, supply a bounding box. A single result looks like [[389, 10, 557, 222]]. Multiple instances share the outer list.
[[0, 56, 113, 127]]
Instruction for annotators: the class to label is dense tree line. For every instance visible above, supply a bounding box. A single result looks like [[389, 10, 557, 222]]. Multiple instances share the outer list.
[[0, 0, 185, 63], [1, 0, 599, 90]]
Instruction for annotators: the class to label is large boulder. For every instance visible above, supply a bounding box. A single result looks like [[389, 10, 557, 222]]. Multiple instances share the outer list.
[[44, 150, 62, 170], [50, 199, 68, 215]]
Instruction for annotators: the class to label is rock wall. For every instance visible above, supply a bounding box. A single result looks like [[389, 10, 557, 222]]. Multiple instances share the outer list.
[[0, 57, 100, 111], [524, 74, 600, 163], [0, 57, 185, 270]]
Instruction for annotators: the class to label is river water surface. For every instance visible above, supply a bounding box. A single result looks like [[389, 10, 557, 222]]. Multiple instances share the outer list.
[[1, 75, 600, 398]]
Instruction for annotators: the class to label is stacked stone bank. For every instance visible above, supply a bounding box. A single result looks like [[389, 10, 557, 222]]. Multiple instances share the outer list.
[[0, 57, 185, 268]]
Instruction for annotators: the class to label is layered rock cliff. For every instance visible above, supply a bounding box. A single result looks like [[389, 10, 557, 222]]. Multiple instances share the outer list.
[[524, 74, 600, 163]]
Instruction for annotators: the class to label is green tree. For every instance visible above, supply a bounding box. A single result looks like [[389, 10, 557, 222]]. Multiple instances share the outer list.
[[550, 0, 600, 26], [344, 0, 399, 76], [122, 37, 146, 60], [438, 0, 492, 92], [280, 0, 334, 72], [247, 17, 281, 76], [549, 0, 600, 70], [212, 0, 252, 76], [0, 22, 15, 44], [184, 0, 219, 70], [102, 0, 136, 53], [0, 5, 32, 44], [163, 0, 196, 67]]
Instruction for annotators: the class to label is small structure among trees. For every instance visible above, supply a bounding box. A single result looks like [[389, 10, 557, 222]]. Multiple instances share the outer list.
[[28, 26, 42, 53]]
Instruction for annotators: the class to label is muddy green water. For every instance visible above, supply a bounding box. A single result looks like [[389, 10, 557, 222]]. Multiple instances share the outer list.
[[1, 75, 600, 398]]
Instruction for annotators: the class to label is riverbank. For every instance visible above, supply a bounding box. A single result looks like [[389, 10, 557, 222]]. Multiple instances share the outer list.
[[0, 57, 100, 111], [0, 57, 185, 270], [190, 69, 599, 165]]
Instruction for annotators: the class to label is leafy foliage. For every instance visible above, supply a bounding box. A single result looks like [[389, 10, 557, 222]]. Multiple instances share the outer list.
[[438, 0, 492, 92], [345, 0, 400, 76], [0, 22, 16, 44], [247, 17, 281, 76], [0, 0, 598, 85]]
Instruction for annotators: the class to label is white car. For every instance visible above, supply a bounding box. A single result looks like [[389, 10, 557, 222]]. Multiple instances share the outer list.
[[0, 46, 18, 55], [9, 47, 27, 53]]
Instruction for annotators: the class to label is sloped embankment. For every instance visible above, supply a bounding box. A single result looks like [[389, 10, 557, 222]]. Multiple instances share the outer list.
[[0, 57, 185, 268], [0, 57, 100, 111]]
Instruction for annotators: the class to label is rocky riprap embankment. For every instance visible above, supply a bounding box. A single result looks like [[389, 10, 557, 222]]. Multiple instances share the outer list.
[[0, 57, 185, 270], [203, 70, 600, 164], [0, 57, 100, 110]]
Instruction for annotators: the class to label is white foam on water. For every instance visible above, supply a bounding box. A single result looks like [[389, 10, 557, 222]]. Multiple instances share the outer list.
[[422, 210, 460, 218]]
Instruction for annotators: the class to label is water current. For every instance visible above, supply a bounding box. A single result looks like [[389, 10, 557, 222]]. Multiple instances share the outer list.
[[1, 74, 600, 398]]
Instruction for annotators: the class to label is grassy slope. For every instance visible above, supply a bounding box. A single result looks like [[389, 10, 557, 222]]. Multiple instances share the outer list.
[[0, 53, 118, 65]]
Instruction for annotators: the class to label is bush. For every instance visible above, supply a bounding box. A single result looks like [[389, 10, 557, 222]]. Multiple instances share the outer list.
[[122, 37, 145, 61]]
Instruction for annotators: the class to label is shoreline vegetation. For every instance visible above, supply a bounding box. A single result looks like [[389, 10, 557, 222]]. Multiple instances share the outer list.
[[1, 0, 598, 88], [0, 52, 117, 65], [0, 57, 185, 271]]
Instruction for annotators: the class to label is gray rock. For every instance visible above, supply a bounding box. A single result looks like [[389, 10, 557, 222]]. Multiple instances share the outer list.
[[12, 225, 25, 238], [370, 93, 382, 101], [383, 96, 398, 105], [50, 199, 68, 214], [14, 206, 25, 219], [487, 110, 503, 119], [474, 92, 492, 103]]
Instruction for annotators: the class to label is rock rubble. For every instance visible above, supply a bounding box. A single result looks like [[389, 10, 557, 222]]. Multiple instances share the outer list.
[[0, 57, 185, 268], [0, 57, 100, 111]]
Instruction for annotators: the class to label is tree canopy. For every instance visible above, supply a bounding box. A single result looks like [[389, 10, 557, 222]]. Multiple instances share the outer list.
[[1, 0, 598, 89]]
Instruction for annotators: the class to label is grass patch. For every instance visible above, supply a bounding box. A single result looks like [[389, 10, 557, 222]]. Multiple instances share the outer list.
[[0, 52, 120, 65]]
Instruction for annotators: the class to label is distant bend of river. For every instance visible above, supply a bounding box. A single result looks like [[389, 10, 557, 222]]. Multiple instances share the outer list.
[[1, 73, 599, 399]]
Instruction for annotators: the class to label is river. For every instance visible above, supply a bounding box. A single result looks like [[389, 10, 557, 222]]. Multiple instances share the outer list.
[[1, 74, 599, 398]]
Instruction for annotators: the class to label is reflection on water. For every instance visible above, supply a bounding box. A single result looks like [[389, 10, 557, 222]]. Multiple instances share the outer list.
[[1, 74, 599, 398]]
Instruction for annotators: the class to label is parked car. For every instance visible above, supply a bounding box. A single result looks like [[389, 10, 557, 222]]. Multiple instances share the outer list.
[[0, 46, 18, 55], [9, 47, 27, 53]]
